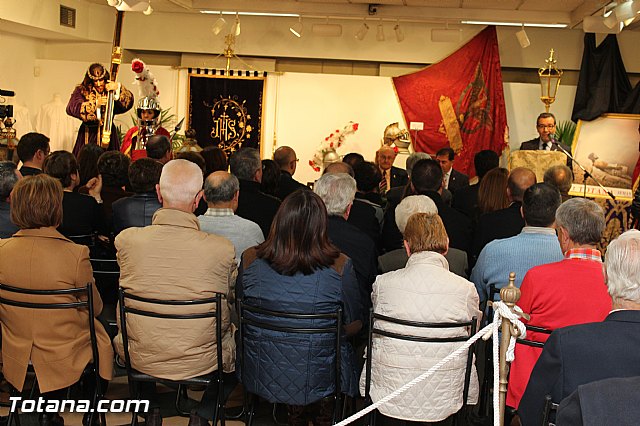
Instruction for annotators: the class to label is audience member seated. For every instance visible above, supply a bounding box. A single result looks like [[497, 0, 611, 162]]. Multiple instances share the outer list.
[[376, 145, 408, 198], [230, 147, 281, 238], [324, 162, 380, 248], [0, 174, 113, 425], [508, 197, 611, 413], [114, 159, 236, 426], [353, 161, 384, 208], [472, 167, 536, 260], [112, 158, 163, 236], [174, 151, 208, 216], [477, 167, 509, 215], [77, 143, 104, 187], [342, 152, 364, 169], [16, 132, 50, 177], [236, 190, 363, 425], [145, 134, 173, 165], [0, 161, 21, 239], [199, 171, 264, 265], [361, 212, 480, 423], [384, 152, 431, 210], [436, 147, 469, 195], [201, 146, 228, 177], [518, 229, 640, 426], [543, 164, 573, 202], [274, 146, 307, 200], [471, 183, 563, 303], [452, 149, 500, 219], [378, 195, 468, 278], [314, 173, 377, 312], [43, 150, 106, 240], [259, 159, 281, 198]]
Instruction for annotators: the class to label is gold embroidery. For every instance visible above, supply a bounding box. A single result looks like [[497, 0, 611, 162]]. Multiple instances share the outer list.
[[439, 95, 463, 153]]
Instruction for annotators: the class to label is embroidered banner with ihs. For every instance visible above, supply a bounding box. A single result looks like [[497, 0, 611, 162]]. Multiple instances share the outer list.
[[188, 69, 266, 154]]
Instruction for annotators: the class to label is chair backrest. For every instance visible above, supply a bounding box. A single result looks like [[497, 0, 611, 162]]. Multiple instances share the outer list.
[[365, 310, 477, 407], [67, 233, 97, 248], [238, 301, 343, 400], [118, 289, 224, 380], [516, 325, 552, 349], [0, 283, 102, 394], [541, 394, 559, 426]]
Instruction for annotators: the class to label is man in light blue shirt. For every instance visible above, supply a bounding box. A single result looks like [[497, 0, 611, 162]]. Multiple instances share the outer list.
[[198, 171, 264, 265], [471, 183, 564, 303]]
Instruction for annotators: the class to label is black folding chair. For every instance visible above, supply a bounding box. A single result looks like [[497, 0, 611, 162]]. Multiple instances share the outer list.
[[238, 301, 344, 426], [90, 258, 120, 336], [516, 325, 553, 349], [541, 394, 559, 426], [0, 283, 105, 426], [364, 309, 477, 426], [478, 284, 501, 416], [118, 289, 226, 426]]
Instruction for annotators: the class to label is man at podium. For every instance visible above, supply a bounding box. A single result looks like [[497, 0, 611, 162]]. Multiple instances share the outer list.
[[520, 112, 571, 168]]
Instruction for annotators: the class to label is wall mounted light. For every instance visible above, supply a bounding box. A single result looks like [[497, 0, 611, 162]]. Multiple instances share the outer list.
[[290, 17, 303, 37], [376, 20, 385, 41], [355, 19, 369, 41]]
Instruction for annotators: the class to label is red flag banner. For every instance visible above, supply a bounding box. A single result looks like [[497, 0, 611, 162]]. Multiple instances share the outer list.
[[393, 26, 508, 177]]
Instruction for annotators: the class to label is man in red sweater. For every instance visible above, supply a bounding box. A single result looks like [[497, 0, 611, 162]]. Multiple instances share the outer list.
[[507, 197, 612, 414]]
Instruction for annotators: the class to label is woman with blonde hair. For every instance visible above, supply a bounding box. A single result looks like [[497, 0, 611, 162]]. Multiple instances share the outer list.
[[361, 212, 480, 423], [0, 174, 113, 426]]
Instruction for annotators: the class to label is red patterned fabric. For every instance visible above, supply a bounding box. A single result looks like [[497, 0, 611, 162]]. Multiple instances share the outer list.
[[392, 26, 508, 177]]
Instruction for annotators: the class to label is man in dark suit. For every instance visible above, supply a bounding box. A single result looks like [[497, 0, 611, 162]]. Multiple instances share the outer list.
[[436, 147, 469, 195], [452, 149, 500, 218], [376, 145, 408, 194], [16, 132, 50, 177], [472, 167, 536, 260], [520, 112, 572, 168], [518, 229, 640, 426], [230, 147, 281, 238], [273, 146, 307, 200]]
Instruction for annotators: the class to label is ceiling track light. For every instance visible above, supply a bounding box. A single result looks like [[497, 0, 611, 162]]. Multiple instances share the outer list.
[[143, 1, 152, 15], [376, 19, 385, 41], [516, 23, 530, 48], [231, 13, 241, 36], [394, 20, 404, 43], [212, 11, 227, 35], [107, 0, 123, 6], [290, 16, 303, 38], [355, 19, 369, 41]]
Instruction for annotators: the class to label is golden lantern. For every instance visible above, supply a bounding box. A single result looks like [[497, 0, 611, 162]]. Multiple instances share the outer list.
[[538, 49, 563, 112]]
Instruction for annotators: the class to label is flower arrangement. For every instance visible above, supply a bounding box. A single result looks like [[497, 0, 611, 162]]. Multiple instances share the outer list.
[[309, 121, 359, 172]]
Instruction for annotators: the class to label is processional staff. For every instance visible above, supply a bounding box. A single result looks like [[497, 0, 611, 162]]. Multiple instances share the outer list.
[[100, 10, 125, 148]]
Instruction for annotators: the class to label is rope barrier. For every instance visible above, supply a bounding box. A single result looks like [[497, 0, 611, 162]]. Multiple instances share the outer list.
[[334, 302, 527, 426]]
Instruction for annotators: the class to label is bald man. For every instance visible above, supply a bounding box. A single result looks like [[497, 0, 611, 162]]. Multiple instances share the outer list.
[[198, 171, 264, 264], [376, 145, 408, 194], [472, 167, 537, 260], [273, 146, 307, 200]]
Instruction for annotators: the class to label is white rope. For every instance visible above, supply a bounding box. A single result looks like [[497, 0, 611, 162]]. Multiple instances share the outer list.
[[490, 301, 527, 426], [334, 323, 492, 426], [333, 302, 527, 426]]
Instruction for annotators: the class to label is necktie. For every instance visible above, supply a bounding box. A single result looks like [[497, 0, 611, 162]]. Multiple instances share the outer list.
[[379, 172, 388, 195]]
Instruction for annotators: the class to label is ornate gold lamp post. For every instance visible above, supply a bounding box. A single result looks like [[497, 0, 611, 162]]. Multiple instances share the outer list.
[[538, 49, 563, 112]]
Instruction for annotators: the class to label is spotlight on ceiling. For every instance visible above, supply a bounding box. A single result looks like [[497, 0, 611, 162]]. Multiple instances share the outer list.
[[516, 24, 530, 48], [376, 20, 385, 41], [107, 0, 123, 6], [231, 13, 241, 36], [582, 15, 622, 34], [290, 17, 303, 37], [212, 12, 227, 35], [355, 20, 369, 41], [394, 21, 404, 43]]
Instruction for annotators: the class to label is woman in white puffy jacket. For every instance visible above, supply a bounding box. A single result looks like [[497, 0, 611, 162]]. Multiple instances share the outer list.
[[360, 212, 481, 423]]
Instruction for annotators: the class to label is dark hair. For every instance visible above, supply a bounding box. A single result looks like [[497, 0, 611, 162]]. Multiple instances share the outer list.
[[478, 167, 509, 214], [201, 146, 228, 176], [411, 159, 443, 194], [537, 112, 556, 125], [0, 161, 18, 199], [474, 150, 500, 180], [17, 133, 50, 163], [97, 151, 130, 188], [260, 159, 280, 197], [353, 161, 381, 192], [129, 158, 163, 193], [175, 151, 206, 176], [230, 148, 261, 181], [256, 190, 340, 275], [43, 150, 78, 188], [522, 183, 561, 227], [436, 147, 454, 161], [146, 135, 171, 160], [204, 172, 239, 204], [77, 143, 104, 187], [81, 63, 110, 89], [342, 153, 365, 169], [11, 174, 63, 229]]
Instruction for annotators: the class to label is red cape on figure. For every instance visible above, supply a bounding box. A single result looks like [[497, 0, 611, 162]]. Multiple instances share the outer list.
[[121, 125, 171, 161]]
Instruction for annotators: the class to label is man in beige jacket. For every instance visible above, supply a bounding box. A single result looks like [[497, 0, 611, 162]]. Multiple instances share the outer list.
[[114, 159, 237, 426]]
